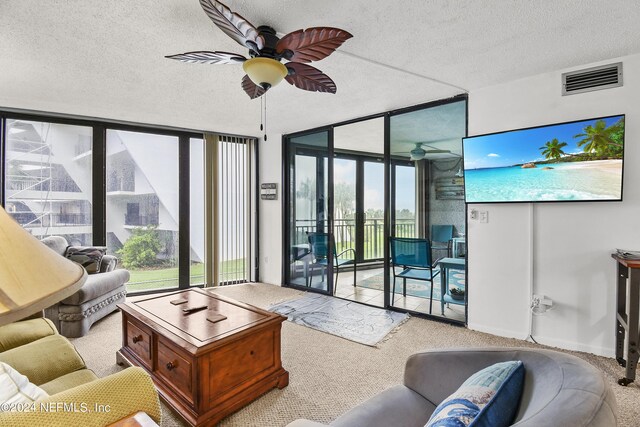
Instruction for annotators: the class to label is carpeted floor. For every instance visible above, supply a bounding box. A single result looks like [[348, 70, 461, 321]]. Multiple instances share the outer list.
[[71, 283, 640, 427]]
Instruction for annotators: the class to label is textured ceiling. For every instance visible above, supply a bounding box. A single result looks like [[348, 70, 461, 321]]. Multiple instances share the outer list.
[[1, 0, 639, 139]]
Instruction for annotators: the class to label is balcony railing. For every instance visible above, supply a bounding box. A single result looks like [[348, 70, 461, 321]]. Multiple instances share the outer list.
[[9, 212, 91, 228], [294, 218, 416, 260], [125, 214, 159, 227], [6, 176, 82, 193], [107, 179, 134, 193]]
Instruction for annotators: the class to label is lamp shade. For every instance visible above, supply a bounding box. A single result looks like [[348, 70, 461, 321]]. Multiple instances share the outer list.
[[242, 57, 288, 89], [0, 206, 86, 326]]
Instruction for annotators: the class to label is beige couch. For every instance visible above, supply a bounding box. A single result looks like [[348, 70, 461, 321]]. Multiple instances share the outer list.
[[41, 236, 129, 338]]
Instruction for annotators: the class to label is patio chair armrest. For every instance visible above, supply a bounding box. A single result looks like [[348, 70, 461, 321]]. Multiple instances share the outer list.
[[336, 248, 356, 259]]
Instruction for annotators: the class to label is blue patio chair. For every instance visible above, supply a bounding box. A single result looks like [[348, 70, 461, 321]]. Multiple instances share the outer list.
[[431, 224, 454, 260], [390, 237, 440, 313], [307, 232, 356, 295]]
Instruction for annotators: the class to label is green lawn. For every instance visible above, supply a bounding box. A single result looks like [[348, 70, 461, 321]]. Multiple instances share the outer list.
[[126, 259, 246, 291]]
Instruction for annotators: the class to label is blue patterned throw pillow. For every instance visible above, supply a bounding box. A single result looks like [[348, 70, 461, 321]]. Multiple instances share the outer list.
[[425, 360, 524, 427]]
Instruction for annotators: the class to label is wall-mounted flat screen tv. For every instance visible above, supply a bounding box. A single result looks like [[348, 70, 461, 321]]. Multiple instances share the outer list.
[[462, 114, 625, 203]]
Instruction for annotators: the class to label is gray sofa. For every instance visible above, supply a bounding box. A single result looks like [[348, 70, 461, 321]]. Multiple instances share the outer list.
[[287, 348, 618, 427], [41, 236, 129, 338]]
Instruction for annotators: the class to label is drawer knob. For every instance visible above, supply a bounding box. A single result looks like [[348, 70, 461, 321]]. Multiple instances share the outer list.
[[132, 335, 143, 344], [166, 361, 177, 371]]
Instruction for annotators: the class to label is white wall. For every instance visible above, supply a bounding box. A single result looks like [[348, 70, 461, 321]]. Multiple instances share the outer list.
[[467, 53, 640, 356], [259, 133, 283, 285], [257, 53, 639, 357]]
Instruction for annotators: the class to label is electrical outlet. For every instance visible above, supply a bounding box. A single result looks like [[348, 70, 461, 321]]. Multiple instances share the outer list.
[[479, 211, 488, 223]]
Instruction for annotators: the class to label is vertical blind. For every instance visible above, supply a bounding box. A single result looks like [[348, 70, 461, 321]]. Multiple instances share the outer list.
[[217, 135, 254, 284]]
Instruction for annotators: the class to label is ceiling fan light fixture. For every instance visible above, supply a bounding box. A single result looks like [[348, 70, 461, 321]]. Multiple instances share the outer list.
[[409, 144, 426, 161], [243, 57, 288, 90]]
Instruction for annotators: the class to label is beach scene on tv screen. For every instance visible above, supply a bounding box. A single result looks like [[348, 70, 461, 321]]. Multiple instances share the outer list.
[[463, 115, 624, 202]]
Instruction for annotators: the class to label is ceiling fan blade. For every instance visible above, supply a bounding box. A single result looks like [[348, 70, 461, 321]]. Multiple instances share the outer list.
[[165, 51, 246, 64], [424, 149, 452, 154], [242, 75, 267, 99], [277, 27, 353, 63], [285, 63, 336, 94], [199, 0, 264, 51]]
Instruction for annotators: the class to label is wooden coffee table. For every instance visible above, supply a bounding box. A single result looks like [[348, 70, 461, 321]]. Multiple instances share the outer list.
[[116, 288, 289, 426]]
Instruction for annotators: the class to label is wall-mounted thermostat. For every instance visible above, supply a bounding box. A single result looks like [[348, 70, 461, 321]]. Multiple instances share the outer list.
[[260, 183, 278, 200]]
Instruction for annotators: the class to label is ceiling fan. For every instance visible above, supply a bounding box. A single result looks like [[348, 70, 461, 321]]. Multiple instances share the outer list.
[[392, 143, 454, 161], [166, 0, 353, 99]]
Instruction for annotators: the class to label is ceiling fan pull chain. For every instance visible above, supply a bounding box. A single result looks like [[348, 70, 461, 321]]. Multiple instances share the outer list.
[[264, 93, 268, 141], [260, 96, 264, 132]]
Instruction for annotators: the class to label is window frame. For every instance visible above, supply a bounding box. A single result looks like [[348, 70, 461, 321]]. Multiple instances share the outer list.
[[0, 110, 257, 295]]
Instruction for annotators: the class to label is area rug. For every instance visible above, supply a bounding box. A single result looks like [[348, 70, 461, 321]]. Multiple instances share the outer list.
[[269, 293, 409, 346], [358, 270, 465, 300]]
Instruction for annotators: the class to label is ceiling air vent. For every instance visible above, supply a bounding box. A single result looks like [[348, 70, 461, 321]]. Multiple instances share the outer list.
[[562, 62, 622, 96]]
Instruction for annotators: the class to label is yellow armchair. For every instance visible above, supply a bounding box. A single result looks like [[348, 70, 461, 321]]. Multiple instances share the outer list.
[[0, 318, 161, 427], [0, 368, 161, 427]]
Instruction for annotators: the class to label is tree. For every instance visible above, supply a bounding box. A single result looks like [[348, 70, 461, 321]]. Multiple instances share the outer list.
[[539, 138, 568, 160], [333, 182, 355, 245], [606, 117, 625, 157], [296, 177, 316, 221], [574, 119, 622, 155], [334, 182, 355, 220], [118, 226, 162, 269]]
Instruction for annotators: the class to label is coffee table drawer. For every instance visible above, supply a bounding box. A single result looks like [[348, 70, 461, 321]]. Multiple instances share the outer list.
[[156, 340, 193, 403], [126, 320, 152, 368]]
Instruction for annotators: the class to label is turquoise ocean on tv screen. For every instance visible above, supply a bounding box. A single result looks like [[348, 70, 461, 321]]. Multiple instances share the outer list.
[[464, 160, 623, 202]]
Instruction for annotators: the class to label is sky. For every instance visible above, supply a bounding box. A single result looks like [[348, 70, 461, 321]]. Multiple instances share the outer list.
[[334, 159, 415, 212], [463, 115, 623, 169], [295, 156, 415, 220]]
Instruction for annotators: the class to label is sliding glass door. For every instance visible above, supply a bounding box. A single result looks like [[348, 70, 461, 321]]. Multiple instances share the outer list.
[[392, 163, 417, 238], [285, 130, 333, 293], [282, 96, 468, 324], [388, 100, 467, 320], [363, 160, 385, 260], [333, 156, 385, 263]]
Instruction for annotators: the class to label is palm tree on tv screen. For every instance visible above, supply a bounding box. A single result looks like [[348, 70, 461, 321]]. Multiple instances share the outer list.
[[539, 138, 568, 160], [574, 119, 622, 155]]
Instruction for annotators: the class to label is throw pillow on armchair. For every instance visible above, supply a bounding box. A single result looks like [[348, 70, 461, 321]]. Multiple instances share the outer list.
[[65, 246, 108, 274]]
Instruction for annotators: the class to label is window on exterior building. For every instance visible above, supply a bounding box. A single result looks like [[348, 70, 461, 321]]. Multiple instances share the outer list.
[[106, 129, 179, 292], [4, 119, 93, 245]]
